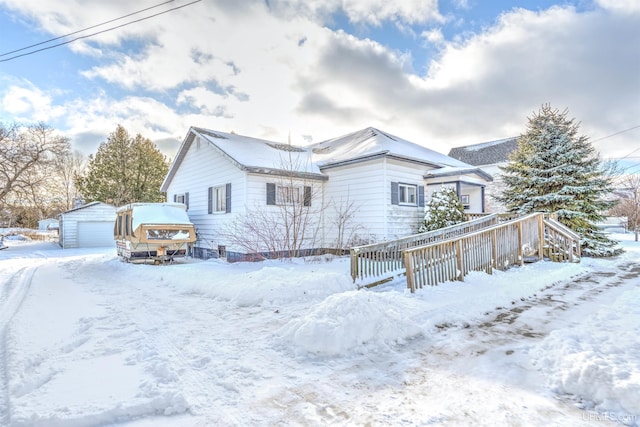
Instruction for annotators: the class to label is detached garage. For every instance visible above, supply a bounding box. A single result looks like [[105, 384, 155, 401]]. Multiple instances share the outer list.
[[59, 202, 116, 249]]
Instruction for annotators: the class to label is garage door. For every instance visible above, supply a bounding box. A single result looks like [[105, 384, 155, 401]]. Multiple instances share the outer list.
[[77, 221, 114, 247]]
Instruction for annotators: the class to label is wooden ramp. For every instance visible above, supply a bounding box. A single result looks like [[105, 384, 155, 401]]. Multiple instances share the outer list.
[[350, 213, 581, 292]]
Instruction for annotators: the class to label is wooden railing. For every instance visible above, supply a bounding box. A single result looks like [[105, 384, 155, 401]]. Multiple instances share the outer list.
[[350, 214, 500, 286], [403, 213, 579, 292], [543, 217, 581, 262]]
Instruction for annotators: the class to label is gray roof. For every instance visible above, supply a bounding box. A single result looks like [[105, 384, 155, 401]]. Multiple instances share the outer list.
[[448, 137, 518, 166]]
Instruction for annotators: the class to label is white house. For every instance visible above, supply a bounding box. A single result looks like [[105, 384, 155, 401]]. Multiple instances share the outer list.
[[161, 127, 492, 261], [58, 202, 116, 249]]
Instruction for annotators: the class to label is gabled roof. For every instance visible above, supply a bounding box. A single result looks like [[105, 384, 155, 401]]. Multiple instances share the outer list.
[[448, 137, 518, 166], [161, 126, 492, 191], [310, 127, 471, 169], [161, 127, 325, 192]]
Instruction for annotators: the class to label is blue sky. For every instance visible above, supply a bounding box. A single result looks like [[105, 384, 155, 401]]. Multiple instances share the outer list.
[[0, 0, 638, 170]]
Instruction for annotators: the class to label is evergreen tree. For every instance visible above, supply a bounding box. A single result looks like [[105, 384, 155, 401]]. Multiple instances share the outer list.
[[420, 187, 466, 232], [76, 125, 168, 206], [496, 104, 621, 257]]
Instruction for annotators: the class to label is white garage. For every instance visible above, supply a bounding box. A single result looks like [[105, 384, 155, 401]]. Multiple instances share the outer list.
[[59, 202, 116, 249]]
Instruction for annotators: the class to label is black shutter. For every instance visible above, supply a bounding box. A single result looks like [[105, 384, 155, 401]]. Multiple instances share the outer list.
[[303, 186, 311, 207], [266, 183, 276, 205], [391, 182, 399, 205], [418, 185, 425, 207], [208, 187, 213, 214], [173, 194, 177, 202], [225, 183, 232, 213], [185, 192, 189, 210]]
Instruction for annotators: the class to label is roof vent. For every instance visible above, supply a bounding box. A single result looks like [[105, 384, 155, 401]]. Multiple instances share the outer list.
[[312, 146, 333, 154], [267, 143, 306, 152]]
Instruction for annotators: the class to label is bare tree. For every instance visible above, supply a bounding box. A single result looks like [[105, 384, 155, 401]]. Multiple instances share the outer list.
[[221, 147, 325, 260], [330, 192, 366, 252], [0, 122, 70, 226], [54, 150, 86, 210], [608, 173, 640, 241]]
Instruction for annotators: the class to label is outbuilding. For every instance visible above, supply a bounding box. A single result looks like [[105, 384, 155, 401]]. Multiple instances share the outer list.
[[58, 202, 116, 249], [38, 218, 59, 231]]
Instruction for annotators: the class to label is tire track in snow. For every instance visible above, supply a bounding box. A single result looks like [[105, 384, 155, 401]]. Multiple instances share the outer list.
[[0, 266, 38, 426]]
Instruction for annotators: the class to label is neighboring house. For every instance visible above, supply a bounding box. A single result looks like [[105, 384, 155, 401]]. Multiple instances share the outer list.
[[58, 202, 116, 249], [38, 218, 59, 231], [161, 126, 492, 261], [448, 137, 518, 213]]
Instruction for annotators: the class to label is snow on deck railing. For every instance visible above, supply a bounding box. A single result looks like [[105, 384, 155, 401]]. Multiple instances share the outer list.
[[350, 214, 500, 287]]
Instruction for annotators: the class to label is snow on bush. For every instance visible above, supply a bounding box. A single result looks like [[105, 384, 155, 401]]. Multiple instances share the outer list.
[[530, 286, 640, 421], [279, 290, 423, 356]]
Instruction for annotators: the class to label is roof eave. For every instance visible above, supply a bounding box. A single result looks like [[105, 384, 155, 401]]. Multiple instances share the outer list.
[[318, 151, 443, 170], [424, 168, 494, 182]]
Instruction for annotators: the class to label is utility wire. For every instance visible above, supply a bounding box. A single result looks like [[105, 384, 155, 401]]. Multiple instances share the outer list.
[[0, 0, 201, 62], [0, 0, 176, 57], [591, 124, 640, 143]]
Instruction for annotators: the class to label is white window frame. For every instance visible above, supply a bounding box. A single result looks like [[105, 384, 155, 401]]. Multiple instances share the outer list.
[[399, 183, 417, 206], [276, 185, 301, 205], [213, 185, 226, 213]]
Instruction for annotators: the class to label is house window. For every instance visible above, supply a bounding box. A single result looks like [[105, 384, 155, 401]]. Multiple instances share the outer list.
[[399, 184, 417, 205], [174, 192, 190, 209], [277, 185, 301, 204], [208, 183, 231, 214], [460, 194, 470, 209], [213, 185, 226, 212], [267, 183, 311, 206]]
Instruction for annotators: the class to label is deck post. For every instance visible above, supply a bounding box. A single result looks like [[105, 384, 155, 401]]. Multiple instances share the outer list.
[[404, 251, 415, 293], [517, 221, 524, 266], [537, 213, 544, 261], [456, 240, 464, 281], [350, 249, 358, 283]]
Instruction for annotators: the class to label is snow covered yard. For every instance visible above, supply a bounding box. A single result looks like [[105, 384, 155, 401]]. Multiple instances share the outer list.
[[0, 234, 638, 426]]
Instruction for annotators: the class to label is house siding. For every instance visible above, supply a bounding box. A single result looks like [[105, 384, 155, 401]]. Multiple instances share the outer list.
[[321, 158, 387, 246], [244, 173, 325, 253], [165, 136, 246, 258], [384, 158, 430, 239]]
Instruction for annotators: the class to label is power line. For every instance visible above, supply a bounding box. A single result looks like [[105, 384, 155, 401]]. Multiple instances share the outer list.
[[591, 124, 640, 143], [0, 0, 202, 62], [0, 0, 176, 58]]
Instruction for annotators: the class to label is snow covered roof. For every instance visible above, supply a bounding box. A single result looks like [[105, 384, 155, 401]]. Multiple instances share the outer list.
[[194, 128, 321, 175], [61, 201, 114, 214], [161, 126, 490, 191], [448, 137, 518, 166], [161, 127, 325, 192], [310, 127, 472, 169]]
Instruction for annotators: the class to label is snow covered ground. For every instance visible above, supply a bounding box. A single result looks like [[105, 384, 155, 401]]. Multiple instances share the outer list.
[[0, 232, 638, 426]]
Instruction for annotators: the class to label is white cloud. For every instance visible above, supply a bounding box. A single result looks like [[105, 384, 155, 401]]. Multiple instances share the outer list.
[[1, 82, 65, 122], [0, 0, 637, 161], [268, 0, 443, 26], [421, 28, 445, 45], [595, 0, 640, 14]]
